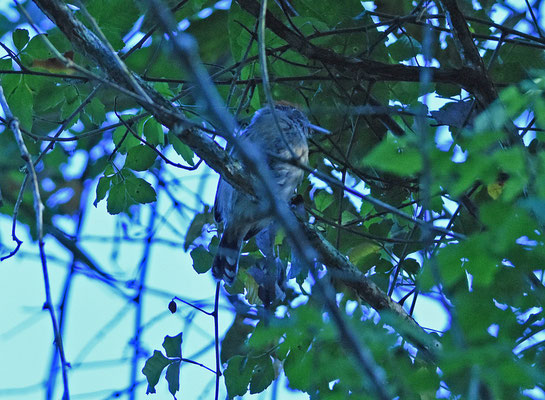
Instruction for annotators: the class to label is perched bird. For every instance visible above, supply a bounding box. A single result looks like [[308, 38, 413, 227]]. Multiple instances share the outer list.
[[212, 103, 329, 285]]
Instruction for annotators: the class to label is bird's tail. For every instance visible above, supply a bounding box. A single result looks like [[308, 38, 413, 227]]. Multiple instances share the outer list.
[[212, 230, 242, 286]]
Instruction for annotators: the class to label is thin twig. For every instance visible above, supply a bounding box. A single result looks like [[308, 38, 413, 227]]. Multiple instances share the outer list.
[[46, 189, 89, 400], [129, 188, 158, 400], [213, 282, 221, 400], [180, 358, 217, 375], [172, 296, 214, 316], [0, 84, 70, 399], [115, 109, 201, 171], [524, 0, 543, 38], [0, 174, 26, 260], [258, 0, 298, 160]]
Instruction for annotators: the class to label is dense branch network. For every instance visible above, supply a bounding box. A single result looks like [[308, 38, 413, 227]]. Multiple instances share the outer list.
[[2, 0, 544, 398], [29, 0, 439, 339]]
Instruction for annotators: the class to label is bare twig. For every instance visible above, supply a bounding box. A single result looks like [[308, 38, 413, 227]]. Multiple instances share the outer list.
[[524, 0, 543, 38], [0, 175, 25, 260], [129, 190, 158, 400], [170, 282, 222, 400], [46, 198, 89, 400], [213, 282, 221, 400], [0, 84, 70, 399]]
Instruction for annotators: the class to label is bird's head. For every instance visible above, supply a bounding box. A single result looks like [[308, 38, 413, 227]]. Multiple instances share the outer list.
[[252, 102, 331, 138]]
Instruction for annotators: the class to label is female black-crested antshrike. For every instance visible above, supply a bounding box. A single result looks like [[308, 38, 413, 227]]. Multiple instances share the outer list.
[[212, 104, 329, 285]]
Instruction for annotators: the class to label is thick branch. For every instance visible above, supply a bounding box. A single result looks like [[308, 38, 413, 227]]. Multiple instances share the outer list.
[[301, 221, 441, 352], [32, 0, 252, 198], [440, 0, 498, 106], [440, 0, 522, 146], [236, 0, 483, 92]]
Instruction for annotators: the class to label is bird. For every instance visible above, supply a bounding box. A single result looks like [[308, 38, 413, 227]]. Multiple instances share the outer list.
[[212, 103, 329, 285]]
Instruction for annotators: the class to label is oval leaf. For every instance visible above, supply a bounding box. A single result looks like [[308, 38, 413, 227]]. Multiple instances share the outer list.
[[125, 145, 157, 171], [13, 28, 29, 51], [169, 133, 195, 166], [125, 177, 156, 204], [190, 246, 213, 274], [144, 118, 164, 146], [106, 182, 126, 215]]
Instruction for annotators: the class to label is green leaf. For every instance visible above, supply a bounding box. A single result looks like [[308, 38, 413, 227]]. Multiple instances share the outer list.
[[165, 362, 181, 398], [295, 0, 363, 26], [186, 8, 230, 64], [23, 34, 52, 59], [34, 82, 66, 112], [94, 176, 111, 207], [13, 28, 29, 51], [314, 190, 333, 212], [106, 182, 126, 215], [144, 118, 164, 146], [125, 177, 156, 204], [64, 85, 78, 103], [162, 332, 183, 358], [1, 74, 21, 99], [86, 97, 106, 126], [435, 82, 461, 98], [499, 86, 526, 118], [124, 145, 157, 171], [364, 134, 422, 176], [388, 35, 422, 62], [184, 208, 213, 250], [221, 316, 255, 364], [169, 133, 195, 166], [224, 355, 253, 399], [153, 81, 173, 98], [84, 0, 140, 50], [391, 81, 421, 106], [401, 258, 420, 275], [59, 85, 80, 124], [241, 273, 261, 305], [8, 79, 33, 131], [142, 350, 171, 394], [349, 242, 381, 268], [104, 164, 116, 177], [284, 344, 312, 391], [249, 356, 274, 394], [228, 2, 257, 61], [112, 123, 140, 154], [190, 245, 213, 274], [0, 58, 12, 71]]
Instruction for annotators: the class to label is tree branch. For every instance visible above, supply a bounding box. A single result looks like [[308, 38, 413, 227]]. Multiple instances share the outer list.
[[301, 219, 441, 353], [236, 0, 483, 92], [440, 0, 498, 106], [32, 0, 440, 362], [0, 84, 71, 400], [32, 0, 253, 199], [440, 0, 522, 146]]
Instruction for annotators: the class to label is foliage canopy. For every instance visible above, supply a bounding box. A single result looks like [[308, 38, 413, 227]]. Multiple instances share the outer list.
[[1, 0, 545, 399]]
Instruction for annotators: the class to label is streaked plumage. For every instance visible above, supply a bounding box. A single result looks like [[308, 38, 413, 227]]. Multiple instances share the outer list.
[[212, 104, 323, 285]]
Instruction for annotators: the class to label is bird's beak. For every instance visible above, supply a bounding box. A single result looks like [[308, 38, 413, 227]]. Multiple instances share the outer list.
[[308, 123, 331, 135]]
